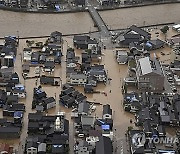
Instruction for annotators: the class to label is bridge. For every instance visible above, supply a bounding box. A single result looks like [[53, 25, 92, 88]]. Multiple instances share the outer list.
[[88, 5, 111, 38]]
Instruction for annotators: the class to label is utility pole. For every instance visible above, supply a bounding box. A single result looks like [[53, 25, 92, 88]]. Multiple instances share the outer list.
[[17, 30, 19, 46]]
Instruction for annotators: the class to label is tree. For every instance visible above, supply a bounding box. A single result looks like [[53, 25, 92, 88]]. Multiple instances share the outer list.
[[160, 25, 169, 40]]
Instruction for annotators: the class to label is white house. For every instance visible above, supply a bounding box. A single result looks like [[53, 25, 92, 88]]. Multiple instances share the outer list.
[[88, 39, 98, 50], [116, 50, 128, 64], [88, 70, 107, 82], [7, 85, 26, 98], [69, 74, 87, 85], [66, 62, 77, 68], [27, 147, 37, 154], [23, 48, 32, 61]]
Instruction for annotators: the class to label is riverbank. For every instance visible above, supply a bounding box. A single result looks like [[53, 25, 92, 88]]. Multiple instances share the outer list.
[[0, 0, 179, 14], [0, 3, 180, 38]]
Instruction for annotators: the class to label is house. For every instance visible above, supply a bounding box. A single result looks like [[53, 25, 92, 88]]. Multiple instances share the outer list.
[[103, 104, 112, 120], [38, 143, 46, 154], [22, 63, 30, 73], [116, 50, 128, 64], [129, 42, 144, 53], [31, 52, 39, 64], [123, 92, 141, 113], [0, 67, 13, 84], [42, 97, 56, 110], [68, 74, 87, 86], [0, 89, 7, 107], [11, 72, 19, 84], [74, 0, 85, 7], [167, 36, 180, 47], [3, 103, 25, 117], [11, 84, 26, 98], [54, 51, 62, 64], [26, 140, 38, 154], [0, 144, 13, 154], [26, 113, 69, 154], [129, 25, 151, 40], [87, 76, 97, 87], [44, 61, 55, 72], [66, 60, 77, 68], [73, 36, 90, 49], [118, 33, 141, 45], [50, 31, 62, 44], [66, 49, 75, 60], [40, 76, 54, 85], [170, 45, 180, 64], [77, 140, 90, 154], [0, 127, 21, 138], [157, 125, 166, 137], [6, 95, 18, 104], [73, 36, 97, 50], [145, 39, 165, 50], [78, 101, 90, 115], [95, 136, 112, 154], [39, 55, 46, 64], [3, 55, 14, 67], [19, 0, 28, 8], [23, 48, 32, 61], [88, 70, 107, 82], [135, 56, 165, 91], [81, 116, 95, 130], [87, 39, 98, 50], [84, 84, 94, 93], [82, 53, 91, 64]]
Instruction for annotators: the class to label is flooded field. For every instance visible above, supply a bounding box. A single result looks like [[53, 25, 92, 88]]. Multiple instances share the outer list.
[[99, 3, 180, 30]]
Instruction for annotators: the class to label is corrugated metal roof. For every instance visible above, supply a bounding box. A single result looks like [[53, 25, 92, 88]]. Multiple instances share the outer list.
[[139, 57, 152, 75]]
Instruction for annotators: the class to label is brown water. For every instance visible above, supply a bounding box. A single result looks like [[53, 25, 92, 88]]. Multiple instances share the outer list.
[[0, 3, 180, 152], [0, 10, 97, 37], [99, 3, 180, 30], [0, 3, 180, 38]]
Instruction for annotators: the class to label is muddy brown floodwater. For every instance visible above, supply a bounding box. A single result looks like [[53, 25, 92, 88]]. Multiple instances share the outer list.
[[0, 3, 180, 37], [99, 3, 180, 30], [0, 36, 136, 153]]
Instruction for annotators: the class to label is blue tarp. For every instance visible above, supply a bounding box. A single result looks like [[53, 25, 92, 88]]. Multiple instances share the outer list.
[[55, 5, 60, 11], [101, 125, 110, 130], [14, 111, 23, 118]]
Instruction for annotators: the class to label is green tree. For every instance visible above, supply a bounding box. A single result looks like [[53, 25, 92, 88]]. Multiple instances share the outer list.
[[85, 49, 92, 55], [160, 25, 169, 40]]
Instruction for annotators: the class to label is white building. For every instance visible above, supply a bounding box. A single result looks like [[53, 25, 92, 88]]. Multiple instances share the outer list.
[[116, 50, 128, 64], [23, 48, 32, 61], [68, 74, 87, 85]]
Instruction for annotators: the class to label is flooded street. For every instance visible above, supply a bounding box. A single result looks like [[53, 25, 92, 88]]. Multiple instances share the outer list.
[[100, 3, 180, 29], [0, 36, 136, 153]]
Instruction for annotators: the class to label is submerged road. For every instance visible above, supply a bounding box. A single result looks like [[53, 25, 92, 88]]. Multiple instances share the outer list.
[[0, 3, 180, 37]]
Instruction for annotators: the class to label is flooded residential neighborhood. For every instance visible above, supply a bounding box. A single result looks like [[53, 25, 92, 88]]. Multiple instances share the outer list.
[[0, 1, 180, 154]]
